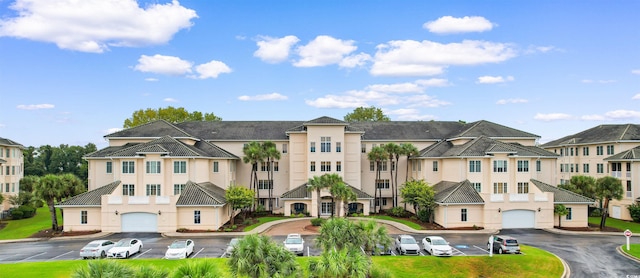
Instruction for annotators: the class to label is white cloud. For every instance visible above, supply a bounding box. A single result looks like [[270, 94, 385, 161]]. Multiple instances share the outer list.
[[371, 40, 516, 76], [633, 94, 640, 100], [104, 127, 123, 135], [294, 35, 357, 67], [406, 95, 451, 108], [477, 75, 514, 84], [496, 98, 528, 105], [305, 94, 368, 109], [534, 113, 572, 121], [367, 82, 424, 94], [339, 52, 372, 68], [134, 55, 193, 75], [632, 69, 640, 75], [17, 104, 55, 110], [415, 78, 450, 87], [254, 35, 300, 63], [194, 60, 232, 79], [581, 79, 616, 84], [604, 110, 640, 119], [580, 114, 606, 121], [423, 16, 495, 34], [144, 78, 159, 82], [164, 98, 178, 103], [386, 108, 438, 120], [0, 0, 197, 53], [238, 93, 288, 101]]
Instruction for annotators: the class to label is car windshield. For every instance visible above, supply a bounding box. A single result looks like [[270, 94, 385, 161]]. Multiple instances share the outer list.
[[401, 237, 416, 244], [432, 239, 447, 245], [505, 239, 518, 245], [170, 241, 186, 249], [285, 237, 302, 244], [114, 240, 131, 247]]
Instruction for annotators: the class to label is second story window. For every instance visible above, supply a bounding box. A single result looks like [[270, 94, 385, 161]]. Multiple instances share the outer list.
[[596, 146, 603, 155], [336, 161, 342, 172], [106, 161, 112, 174], [583, 147, 589, 156], [321, 137, 331, 152], [336, 142, 342, 153], [282, 143, 288, 154], [310, 161, 316, 172], [174, 161, 186, 174], [122, 161, 135, 174], [493, 160, 507, 173], [310, 142, 316, 153], [146, 184, 161, 196], [536, 160, 541, 172], [432, 161, 438, 172], [517, 160, 529, 172], [213, 161, 219, 173], [517, 182, 529, 194], [174, 184, 185, 195], [469, 160, 481, 172], [146, 161, 161, 174], [361, 144, 366, 153], [607, 145, 615, 155], [321, 161, 331, 172]]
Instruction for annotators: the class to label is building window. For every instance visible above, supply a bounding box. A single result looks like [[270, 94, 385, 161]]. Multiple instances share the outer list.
[[310, 161, 316, 172], [146, 161, 161, 174], [493, 182, 507, 194], [607, 145, 615, 155], [261, 162, 268, 172], [0, 183, 2, 192], [273, 162, 279, 172], [282, 143, 288, 154], [336, 161, 342, 172], [583, 147, 589, 156], [375, 198, 388, 207], [627, 163, 632, 172], [536, 160, 541, 172], [361, 144, 366, 153], [369, 161, 375, 171], [493, 160, 507, 173], [597, 163, 604, 173], [432, 161, 438, 172], [146, 184, 161, 196], [566, 208, 572, 220], [517, 160, 529, 172], [258, 180, 273, 190], [122, 184, 135, 196], [570, 148, 574, 156], [194, 210, 201, 224], [321, 161, 331, 172], [517, 182, 529, 194], [583, 164, 590, 173], [321, 137, 331, 152], [4, 183, 8, 193], [596, 146, 603, 155], [213, 161, 219, 172], [472, 183, 481, 192], [11, 166, 15, 175], [174, 161, 186, 174], [5, 166, 8, 176], [376, 179, 390, 189], [380, 161, 388, 171], [230, 162, 235, 172], [122, 161, 135, 174], [461, 208, 468, 222], [81, 211, 88, 224], [627, 181, 632, 198], [106, 162, 112, 174], [310, 142, 316, 152], [336, 142, 342, 153], [469, 160, 481, 172], [174, 184, 185, 195]]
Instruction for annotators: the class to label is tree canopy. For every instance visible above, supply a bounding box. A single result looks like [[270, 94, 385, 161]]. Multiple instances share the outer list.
[[23, 143, 96, 185], [225, 185, 254, 225], [595, 176, 623, 229], [343, 106, 390, 122], [123, 106, 222, 128]]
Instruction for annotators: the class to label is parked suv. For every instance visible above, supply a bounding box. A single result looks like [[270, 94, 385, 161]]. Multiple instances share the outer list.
[[488, 235, 520, 254]]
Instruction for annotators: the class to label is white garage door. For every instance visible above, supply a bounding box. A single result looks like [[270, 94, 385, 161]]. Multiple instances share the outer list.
[[502, 210, 535, 229], [121, 212, 158, 232]]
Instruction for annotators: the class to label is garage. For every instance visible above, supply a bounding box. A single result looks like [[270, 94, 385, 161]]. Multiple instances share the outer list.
[[121, 212, 158, 232], [502, 210, 535, 229]]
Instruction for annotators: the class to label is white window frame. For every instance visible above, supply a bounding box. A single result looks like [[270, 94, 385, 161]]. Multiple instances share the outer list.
[[146, 161, 161, 174], [173, 161, 187, 174]]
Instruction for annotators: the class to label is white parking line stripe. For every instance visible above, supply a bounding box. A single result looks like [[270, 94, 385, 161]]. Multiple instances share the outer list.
[[220, 251, 227, 258], [192, 248, 204, 258], [133, 249, 152, 259], [48, 251, 74, 261], [20, 252, 47, 261], [473, 245, 490, 253], [0, 254, 21, 261]]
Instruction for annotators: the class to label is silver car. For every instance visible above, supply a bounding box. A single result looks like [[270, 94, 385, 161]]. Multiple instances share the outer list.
[[394, 235, 420, 255], [225, 238, 241, 257], [283, 233, 305, 256], [80, 240, 114, 259], [488, 235, 521, 254]]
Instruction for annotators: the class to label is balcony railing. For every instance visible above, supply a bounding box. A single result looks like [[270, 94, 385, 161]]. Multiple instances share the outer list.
[[509, 194, 529, 202], [611, 171, 622, 178], [490, 194, 504, 202]]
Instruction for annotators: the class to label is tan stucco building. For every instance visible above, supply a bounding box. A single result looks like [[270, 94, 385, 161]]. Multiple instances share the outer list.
[[0, 137, 24, 211], [58, 117, 593, 232]]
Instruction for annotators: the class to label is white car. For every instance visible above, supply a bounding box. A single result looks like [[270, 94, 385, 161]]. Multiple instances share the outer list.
[[107, 238, 143, 259], [422, 236, 453, 256], [225, 238, 241, 257], [394, 234, 420, 255], [165, 239, 194, 259], [283, 233, 305, 256], [80, 240, 114, 259]]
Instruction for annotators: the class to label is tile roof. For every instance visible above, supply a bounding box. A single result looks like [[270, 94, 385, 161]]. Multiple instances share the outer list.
[[57, 181, 120, 207], [605, 146, 640, 161], [0, 137, 25, 148], [419, 136, 558, 158], [280, 183, 373, 199], [451, 120, 540, 139], [177, 121, 304, 141], [433, 180, 485, 204], [541, 124, 640, 147], [85, 136, 238, 159], [176, 181, 227, 206], [530, 179, 595, 204], [106, 120, 195, 139], [304, 116, 347, 125]]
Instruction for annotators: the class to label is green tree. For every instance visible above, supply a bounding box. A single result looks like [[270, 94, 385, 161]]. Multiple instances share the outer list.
[[400, 179, 436, 222], [356, 219, 392, 255], [595, 176, 623, 230], [330, 182, 356, 217], [225, 185, 254, 226], [123, 106, 222, 128], [554, 204, 569, 228], [308, 248, 370, 278], [243, 141, 264, 212], [367, 146, 387, 214], [172, 260, 222, 278], [262, 141, 281, 212], [228, 234, 301, 278], [13, 175, 40, 206], [343, 106, 390, 122], [307, 175, 332, 218], [559, 175, 597, 200], [34, 174, 63, 231], [400, 143, 419, 183], [23, 144, 95, 186], [59, 173, 86, 225], [315, 217, 362, 251]]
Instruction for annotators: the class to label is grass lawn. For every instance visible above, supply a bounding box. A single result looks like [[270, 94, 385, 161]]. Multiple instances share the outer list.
[[588, 217, 640, 233], [0, 206, 61, 240], [0, 245, 562, 278], [243, 216, 289, 231], [621, 243, 640, 260], [368, 215, 423, 230]]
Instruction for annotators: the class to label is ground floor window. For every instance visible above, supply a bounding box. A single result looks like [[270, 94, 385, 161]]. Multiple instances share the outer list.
[[321, 202, 334, 215], [461, 208, 467, 222], [293, 203, 306, 213], [517, 182, 529, 194], [194, 210, 201, 224], [566, 208, 572, 220], [146, 184, 161, 196], [81, 211, 87, 224], [375, 198, 388, 207]]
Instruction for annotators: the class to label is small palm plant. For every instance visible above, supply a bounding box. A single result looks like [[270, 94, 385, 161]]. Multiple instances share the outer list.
[[172, 260, 222, 278], [71, 260, 135, 278]]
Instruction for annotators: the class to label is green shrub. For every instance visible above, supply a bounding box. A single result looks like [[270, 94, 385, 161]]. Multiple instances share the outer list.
[[310, 218, 326, 226], [388, 207, 407, 217], [176, 228, 188, 232], [173, 260, 222, 278], [255, 205, 267, 216], [134, 265, 168, 278], [590, 208, 602, 217], [243, 218, 253, 225], [18, 205, 36, 218], [417, 209, 430, 222], [34, 199, 44, 208], [10, 209, 23, 220], [628, 203, 640, 222], [370, 264, 394, 278]]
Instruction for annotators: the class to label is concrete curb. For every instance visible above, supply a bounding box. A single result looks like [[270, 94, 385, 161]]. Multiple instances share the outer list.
[[616, 245, 640, 264], [552, 251, 571, 278], [0, 231, 112, 244], [543, 228, 638, 237]]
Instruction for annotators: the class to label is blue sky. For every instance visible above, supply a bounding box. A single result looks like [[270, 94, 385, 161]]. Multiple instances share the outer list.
[[1, 0, 639, 148]]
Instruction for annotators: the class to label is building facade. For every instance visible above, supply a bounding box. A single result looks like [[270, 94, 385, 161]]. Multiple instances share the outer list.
[[541, 124, 640, 221], [58, 117, 592, 232], [0, 137, 25, 211]]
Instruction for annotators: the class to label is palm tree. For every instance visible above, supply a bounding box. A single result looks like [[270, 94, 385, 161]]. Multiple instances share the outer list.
[[308, 248, 370, 278], [315, 217, 361, 251], [322, 173, 345, 217], [367, 146, 387, 214], [383, 143, 401, 207], [71, 259, 135, 278], [59, 173, 86, 227], [595, 176, 623, 230], [400, 143, 419, 183], [554, 204, 569, 228], [173, 260, 223, 278], [243, 141, 264, 212], [356, 219, 392, 255], [261, 141, 280, 212], [330, 182, 356, 217], [228, 234, 301, 278], [307, 175, 330, 218], [33, 174, 63, 231]]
